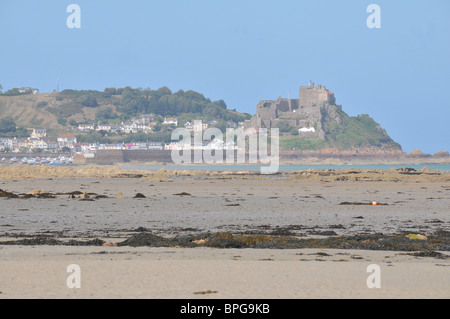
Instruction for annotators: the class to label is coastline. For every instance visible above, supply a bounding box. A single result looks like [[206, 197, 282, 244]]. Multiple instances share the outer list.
[[1, 164, 450, 181]]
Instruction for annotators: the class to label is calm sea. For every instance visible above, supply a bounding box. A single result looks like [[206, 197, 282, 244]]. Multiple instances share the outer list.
[[122, 164, 450, 173]]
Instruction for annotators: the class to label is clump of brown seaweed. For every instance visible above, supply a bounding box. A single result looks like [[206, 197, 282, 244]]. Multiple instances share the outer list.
[[116, 231, 450, 252], [0, 236, 105, 246], [1, 231, 449, 256]]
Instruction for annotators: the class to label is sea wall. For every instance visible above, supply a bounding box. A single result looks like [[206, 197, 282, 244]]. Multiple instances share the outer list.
[[84, 150, 173, 164], [85, 150, 246, 164]]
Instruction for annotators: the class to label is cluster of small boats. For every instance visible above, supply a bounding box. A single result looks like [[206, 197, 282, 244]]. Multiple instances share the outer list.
[[1, 155, 74, 166]]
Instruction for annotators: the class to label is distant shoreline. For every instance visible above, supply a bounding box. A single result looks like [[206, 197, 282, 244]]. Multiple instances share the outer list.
[[2, 149, 450, 166], [1, 164, 449, 181]]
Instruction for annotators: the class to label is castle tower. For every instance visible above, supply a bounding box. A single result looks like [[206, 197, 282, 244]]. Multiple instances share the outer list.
[[299, 83, 335, 107]]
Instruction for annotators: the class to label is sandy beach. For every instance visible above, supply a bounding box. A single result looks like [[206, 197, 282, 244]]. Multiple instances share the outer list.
[[1, 246, 448, 299], [0, 166, 449, 299]]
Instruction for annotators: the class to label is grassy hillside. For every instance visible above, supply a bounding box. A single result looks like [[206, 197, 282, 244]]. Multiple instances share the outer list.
[[0, 93, 119, 133], [279, 109, 401, 151], [0, 94, 59, 130], [280, 136, 329, 151], [323, 111, 401, 151], [0, 87, 251, 136], [0, 88, 401, 152]]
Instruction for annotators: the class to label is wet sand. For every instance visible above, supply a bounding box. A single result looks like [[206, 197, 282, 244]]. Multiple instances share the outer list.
[[1, 246, 449, 299], [0, 168, 449, 298], [1, 176, 449, 238]]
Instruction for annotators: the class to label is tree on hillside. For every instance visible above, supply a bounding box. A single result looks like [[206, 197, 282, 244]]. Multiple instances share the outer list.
[[214, 99, 227, 109], [121, 90, 149, 114], [97, 86, 248, 122], [153, 86, 172, 100], [0, 117, 16, 133], [79, 95, 99, 107], [0, 117, 30, 137], [103, 87, 117, 98], [96, 107, 117, 121]]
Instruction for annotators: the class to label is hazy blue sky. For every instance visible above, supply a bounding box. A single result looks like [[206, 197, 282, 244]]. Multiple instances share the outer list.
[[0, 1, 449, 153]]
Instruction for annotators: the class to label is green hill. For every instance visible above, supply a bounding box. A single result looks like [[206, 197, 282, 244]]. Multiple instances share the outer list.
[[279, 109, 402, 152], [322, 111, 401, 150], [0, 86, 402, 152], [0, 87, 251, 137]]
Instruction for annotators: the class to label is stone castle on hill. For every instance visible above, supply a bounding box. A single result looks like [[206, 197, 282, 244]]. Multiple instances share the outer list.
[[244, 81, 342, 139]]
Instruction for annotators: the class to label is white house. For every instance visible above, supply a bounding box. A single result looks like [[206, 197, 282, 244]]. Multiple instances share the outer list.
[[299, 127, 316, 133], [43, 139, 59, 152], [121, 121, 151, 134], [57, 134, 77, 148], [31, 129, 47, 138], [163, 117, 178, 126], [134, 123, 151, 133], [140, 114, 156, 124], [18, 87, 31, 93], [31, 138, 48, 150], [96, 124, 112, 132], [78, 124, 95, 131]]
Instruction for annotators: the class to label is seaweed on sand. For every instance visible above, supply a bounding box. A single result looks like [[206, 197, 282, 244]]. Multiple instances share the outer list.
[[116, 232, 170, 247], [1, 236, 105, 246], [406, 251, 449, 259], [0, 189, 19, 198], [1, 231, 449, 253], [173, 192, 192, 196], [0, 189, 56, 199]]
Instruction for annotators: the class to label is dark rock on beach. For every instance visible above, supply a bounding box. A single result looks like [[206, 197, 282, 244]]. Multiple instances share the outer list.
[[0, 189, 19, 199], [1, 236, 105, 246], [117, 232, 170, 247]]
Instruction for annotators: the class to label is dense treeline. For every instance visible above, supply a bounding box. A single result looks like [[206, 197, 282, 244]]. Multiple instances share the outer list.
[[57, 86, 250, 123], [0, 117, 30, 137]]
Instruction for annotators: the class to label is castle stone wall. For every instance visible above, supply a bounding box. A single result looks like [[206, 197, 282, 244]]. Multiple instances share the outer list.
[[299, 86, 335, 108], [244, 82, 338, 140]]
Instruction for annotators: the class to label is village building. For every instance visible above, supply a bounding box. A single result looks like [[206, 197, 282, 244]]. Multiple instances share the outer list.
[[163, 117, 178, 126], [31, 128, 47, 138], [193, 122, 209, 132], [57, 134, 77, 149], [96, 124, 112, 132], [78, 124, 95, 131]]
